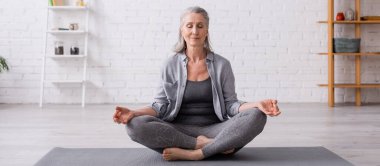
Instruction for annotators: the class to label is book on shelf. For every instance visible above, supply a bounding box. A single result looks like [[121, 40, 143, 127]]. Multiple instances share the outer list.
[[49, 0, 86, 7], [361, 16, 380, 21], [55, 0, 64, 6], [49, 0, 64, 6]]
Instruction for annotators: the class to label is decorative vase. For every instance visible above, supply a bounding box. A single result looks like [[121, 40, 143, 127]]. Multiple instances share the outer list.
[[336, 12, 345, 21], [345, 8, 355, 20], [54, 41, 64, 55]]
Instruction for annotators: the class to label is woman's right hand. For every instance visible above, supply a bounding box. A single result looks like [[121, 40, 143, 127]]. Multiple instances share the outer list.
[[257, 99, 281, 117], [113, 106, 136, 124]]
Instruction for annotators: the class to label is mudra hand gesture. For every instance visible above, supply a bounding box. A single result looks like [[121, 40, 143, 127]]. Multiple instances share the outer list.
[[257, 99, 281, 117], [113, 106, 135, 124]]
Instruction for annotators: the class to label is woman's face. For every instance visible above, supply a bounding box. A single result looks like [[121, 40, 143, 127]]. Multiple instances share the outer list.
[[181, 13, 208, 49]]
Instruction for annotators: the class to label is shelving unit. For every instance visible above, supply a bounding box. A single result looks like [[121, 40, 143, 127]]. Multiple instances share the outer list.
[[318, 20, 380, 24], [318, 0, 380, 107], [50, 80, 85, 84], [47, 55, 86, 58], [40, 1, 90, 107], [47, 6, 87, 10], [47, 30, 87, 35]]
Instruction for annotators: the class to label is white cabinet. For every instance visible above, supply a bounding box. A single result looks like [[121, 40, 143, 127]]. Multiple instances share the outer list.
[[40, 2, 90, 107]]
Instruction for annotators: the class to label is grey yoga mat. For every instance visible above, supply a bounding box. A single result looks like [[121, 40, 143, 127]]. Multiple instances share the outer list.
[[34, 147, 353, 166]]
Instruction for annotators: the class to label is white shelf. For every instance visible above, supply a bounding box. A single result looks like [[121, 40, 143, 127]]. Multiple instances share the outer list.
[[49, 80, 85, 84], [47, 55, 86, 58], [41, 1, 91, 108], [48, 6, 87, 10], [47, 30, 86, 35]]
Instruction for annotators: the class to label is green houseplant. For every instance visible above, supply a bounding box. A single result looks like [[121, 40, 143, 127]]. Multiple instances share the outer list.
[[0, 56, 9, 73]]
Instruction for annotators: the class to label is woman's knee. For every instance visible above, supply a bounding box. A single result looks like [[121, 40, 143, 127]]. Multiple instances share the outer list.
[[244, 108, 267, 131], [127, 115, 154, 128], [125, 115, 155, 141], [244, 108, 266, 120]]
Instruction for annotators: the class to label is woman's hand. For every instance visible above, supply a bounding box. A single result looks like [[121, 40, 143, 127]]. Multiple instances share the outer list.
[[257, 99, 281, 117], [113, 106, 136, 124]]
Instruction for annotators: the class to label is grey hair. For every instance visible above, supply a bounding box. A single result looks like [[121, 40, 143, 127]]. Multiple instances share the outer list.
[[173, 6, 213, 53]]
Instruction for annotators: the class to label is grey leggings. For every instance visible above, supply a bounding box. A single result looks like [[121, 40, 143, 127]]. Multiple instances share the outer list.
[[126, 108, 266, 158]]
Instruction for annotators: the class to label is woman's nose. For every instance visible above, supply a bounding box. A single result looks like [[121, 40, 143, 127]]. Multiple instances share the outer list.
[[192, 27, 199, 34]]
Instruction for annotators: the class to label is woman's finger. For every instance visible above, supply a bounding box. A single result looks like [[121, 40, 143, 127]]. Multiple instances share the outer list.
[[270, 101, 276, 109], [120, 116, 126, 124], [121, 113, 132, 124], [113, 112, 121, 123], [271, 101, 280, 112], [114, 117, 121, 124], [123, 114, 130, 124], [272, 99, 277, 104], [268, 112, 275, 117], [126, 114, 134, 123], [117, 106, 129, 113], [262, 108, 272, 115], [113, 109, 120, 118]]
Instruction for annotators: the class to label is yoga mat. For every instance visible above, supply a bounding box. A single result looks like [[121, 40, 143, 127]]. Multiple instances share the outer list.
[[34, 147, 353, 166]]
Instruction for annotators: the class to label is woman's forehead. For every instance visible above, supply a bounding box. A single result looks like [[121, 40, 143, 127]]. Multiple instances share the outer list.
[[183, 13, 206, 23]]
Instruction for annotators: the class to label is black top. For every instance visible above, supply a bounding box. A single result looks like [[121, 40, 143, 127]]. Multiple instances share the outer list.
[[173, 77, 220, 126]]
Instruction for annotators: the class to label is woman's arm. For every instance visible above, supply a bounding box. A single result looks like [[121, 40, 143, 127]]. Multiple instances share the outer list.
[[219, 60, 281, 117], [238, 99, 281, 117], [220, 61, 245, 116], [132, 106, 158, 117]]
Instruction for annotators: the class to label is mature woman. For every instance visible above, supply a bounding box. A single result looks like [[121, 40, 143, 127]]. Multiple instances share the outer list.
[[113, 6, 281, 161]]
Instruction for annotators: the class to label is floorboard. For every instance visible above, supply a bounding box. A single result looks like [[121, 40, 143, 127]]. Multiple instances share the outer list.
[[0, 103, 379, 166]]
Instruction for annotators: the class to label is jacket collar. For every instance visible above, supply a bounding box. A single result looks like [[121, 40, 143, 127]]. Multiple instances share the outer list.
[[179, 51, 214, 62]]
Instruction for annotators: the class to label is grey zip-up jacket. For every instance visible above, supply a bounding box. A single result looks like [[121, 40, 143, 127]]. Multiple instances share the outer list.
[[150, 52, 245, 122]]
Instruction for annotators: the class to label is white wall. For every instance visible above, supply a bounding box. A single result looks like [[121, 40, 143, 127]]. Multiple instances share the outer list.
[[0, 0, 380, 104]]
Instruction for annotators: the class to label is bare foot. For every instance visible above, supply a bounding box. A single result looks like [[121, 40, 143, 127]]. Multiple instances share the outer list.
[[195, 136, 234, 154], [162, 148, 204, 161], [195, 135, 213, 149]]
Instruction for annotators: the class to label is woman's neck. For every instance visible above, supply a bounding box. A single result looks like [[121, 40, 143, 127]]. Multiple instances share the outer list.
[[185, 47, 206, 63]]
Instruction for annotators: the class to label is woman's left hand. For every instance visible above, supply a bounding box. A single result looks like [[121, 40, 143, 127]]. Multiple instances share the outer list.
[[257, 99, 281, 117]]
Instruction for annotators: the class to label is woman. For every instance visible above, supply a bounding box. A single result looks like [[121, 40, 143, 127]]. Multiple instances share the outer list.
[[113, 6, 281, 161]]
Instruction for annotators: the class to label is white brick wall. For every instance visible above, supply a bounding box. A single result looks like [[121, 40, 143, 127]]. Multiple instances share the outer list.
[[0, 0, 379, 104]]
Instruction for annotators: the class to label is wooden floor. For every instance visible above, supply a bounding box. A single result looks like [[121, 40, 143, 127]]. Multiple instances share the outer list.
[[0, 103, 379, 166]]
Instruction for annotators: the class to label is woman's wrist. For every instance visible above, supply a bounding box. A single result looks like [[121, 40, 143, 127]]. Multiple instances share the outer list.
[[239, 102, 259, 112], [252, 102, 260, 108], [131, 110, 140, 117], [246, 102, 259, 109], [131, 107, 157, 117]]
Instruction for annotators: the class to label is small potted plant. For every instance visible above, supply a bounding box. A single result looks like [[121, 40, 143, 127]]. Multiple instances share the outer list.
[[0, 56, 9, 73]]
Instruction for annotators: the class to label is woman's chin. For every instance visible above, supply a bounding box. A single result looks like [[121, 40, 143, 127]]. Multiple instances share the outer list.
[[187, 43, 204, 48]]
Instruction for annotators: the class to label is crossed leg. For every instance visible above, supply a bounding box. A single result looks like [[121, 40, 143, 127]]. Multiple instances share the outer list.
[[126, 108, 267, 160]]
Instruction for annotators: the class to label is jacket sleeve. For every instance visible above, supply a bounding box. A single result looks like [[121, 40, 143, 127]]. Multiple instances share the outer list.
[[150, 85, 169, 119], [149, 57, 179, 119], [221, 61, 246, 117], [149, 62, 170, 119]]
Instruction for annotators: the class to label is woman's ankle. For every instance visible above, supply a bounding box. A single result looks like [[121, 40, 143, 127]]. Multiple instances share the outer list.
[[195, 135, 213, 149]]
